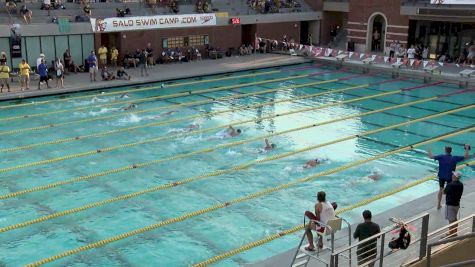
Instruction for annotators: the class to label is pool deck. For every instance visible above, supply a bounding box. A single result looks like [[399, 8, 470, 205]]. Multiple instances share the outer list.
[[252, 178, 475, 267], [0, 54, 309, 101]]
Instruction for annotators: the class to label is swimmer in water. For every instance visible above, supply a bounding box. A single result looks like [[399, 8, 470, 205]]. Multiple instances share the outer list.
[[368, 171, 381, 181], [263, 138, 276, 151], [227, 126, 242, 137], [123, 103, 137, 111], [304, 158, 321, 169], [119, 93, 129, 99], [168, 122, 200, 134]]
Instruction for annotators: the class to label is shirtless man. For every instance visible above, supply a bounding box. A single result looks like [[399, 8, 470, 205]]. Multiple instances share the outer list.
[[263, 138, 276, 151], [304, 158, 321, 168], [368, 171, 381, 181], [123, 103, 137, 111], [227, 126, 241, 137]]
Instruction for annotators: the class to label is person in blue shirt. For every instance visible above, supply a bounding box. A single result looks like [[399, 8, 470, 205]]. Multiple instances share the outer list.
[[428, 144, 470, 209], [87, 51, 98, 82], [37, 59, 51, 90]]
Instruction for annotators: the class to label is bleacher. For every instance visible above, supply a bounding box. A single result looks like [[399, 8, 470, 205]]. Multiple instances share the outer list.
[[0, 0, 314, 25]]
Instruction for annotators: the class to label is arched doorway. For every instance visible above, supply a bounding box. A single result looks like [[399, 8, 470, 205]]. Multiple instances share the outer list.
[[366, 13, 387, 53]]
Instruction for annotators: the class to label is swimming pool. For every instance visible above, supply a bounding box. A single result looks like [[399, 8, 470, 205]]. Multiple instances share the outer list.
[[0, 63, 474, 266]]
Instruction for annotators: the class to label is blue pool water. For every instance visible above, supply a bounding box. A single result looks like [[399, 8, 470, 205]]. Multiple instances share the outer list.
[[0, 63, 474, 266]]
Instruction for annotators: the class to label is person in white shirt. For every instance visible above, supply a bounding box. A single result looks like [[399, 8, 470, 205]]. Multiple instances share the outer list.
[[304, 191, 336, 251], [407, 45, 416, 59], [422, 46, 429, 59]]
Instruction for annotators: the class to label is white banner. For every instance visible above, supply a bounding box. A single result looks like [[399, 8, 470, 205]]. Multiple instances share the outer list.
[[91, 13, 217, 33], [430, 0, 475, 4]]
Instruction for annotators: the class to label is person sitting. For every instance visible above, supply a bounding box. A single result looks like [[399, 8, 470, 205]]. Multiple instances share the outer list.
[[123, 51, 138, 68], [169, 0, 178, 13], [83, 4, 91, 16], [6, 0, 18, 15], [116, 67, 131, 80], [101, 67, 115, 81], [196, 0, 203, 12], [116, 8, 126, 17], [304, 191, 336, 251], [203, 1, 210, 12], [20, 5, 33, 24]]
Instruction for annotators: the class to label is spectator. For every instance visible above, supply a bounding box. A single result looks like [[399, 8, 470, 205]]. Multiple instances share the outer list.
[[124, 51, 138, 68], [37, 59, 51, 90], [42, 0, 51, 16], [0, 52, 7, 65], [139, 49, 148, 77], [196, 0, 203, 12], [427, 145, 470, 209], [101, 66, 115, 81], [98, 44, 108, 68], [389, 41, 396, 58], [203, 1, 210, 12], [83, 4, 91, 17], [87, 51, 98, 82], [19, 59, 31, 91], [63, 49, 72, 73], [422, 46, 429, 60], [116, 67, 131, 80], [146, 43, 154, 67], [116, 8, 126, 17], [37, 53, 46, 73], [110, 47, 119, 68], [353, 210, 380, 267], [6, 0, 17, 15], [407, 45, 416, 60], [0, 61, 11, 93], [304, 191, 335, 251], [455, 53, 466, 65], [54, 58, 64, 88], [20, 5, 33, 24], [467, 43, 475, 65], [444, 171, 464, 237]]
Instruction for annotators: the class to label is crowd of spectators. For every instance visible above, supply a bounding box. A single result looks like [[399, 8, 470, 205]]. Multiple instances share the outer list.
[[248, 0, 300, 14], [195, 0, 211, 13], [6, 0, 33, 24]]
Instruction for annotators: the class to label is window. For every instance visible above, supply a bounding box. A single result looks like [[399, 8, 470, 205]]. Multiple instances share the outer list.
[[162, 35, 209, 48]]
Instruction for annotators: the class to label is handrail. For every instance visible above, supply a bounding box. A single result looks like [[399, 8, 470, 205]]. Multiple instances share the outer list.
[[427, 233, 475, 267], [441, 260, 475, 267], [332, 212, 429, 255], [427, 214, 475, 237]]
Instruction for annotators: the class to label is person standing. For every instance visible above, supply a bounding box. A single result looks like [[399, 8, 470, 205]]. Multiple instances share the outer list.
[[19, 59, 31, 91], [0, 61, 10, 93], [389, 41, 396, 58], [87, 51, 98, 82], [407, 45, 416, 60], [110, 47, 119, 69], [422, 46, 429, 60], [353, 210, 380, 267], [146, 43, 154, 67], [428, 145, 470, 209], [98, 44, 108, 68], [304, 191, 335, 251], [63, 49, 72, 74], [36, 53, 45, 73], [444, 171, 464, 237], [139, 49, 148, 77], [54, 58, 64, 88], [37, 59, 50, 90]]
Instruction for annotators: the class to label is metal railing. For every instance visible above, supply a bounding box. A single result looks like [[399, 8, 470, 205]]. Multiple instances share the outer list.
[[290, 216, 352, 267], [330, 213, 430, 267]]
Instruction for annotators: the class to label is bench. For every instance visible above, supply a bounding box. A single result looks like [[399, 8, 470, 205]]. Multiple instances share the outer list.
[[459, 69, 475, 88]]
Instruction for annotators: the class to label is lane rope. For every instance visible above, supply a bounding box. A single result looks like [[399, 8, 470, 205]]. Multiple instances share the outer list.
[[3, 74, 404, 152], [0, 72, 310, 122], [2, 95, 469, 200], [0, 76, 343, 136], [1, 81, 443, 173], [24, 126, 475, 267], [0, 69, 283, 110], [192, 159, 475, 267], [2, 104, 473, 233]]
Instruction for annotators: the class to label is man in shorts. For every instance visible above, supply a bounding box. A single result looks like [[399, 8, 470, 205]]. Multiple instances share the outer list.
[[87, 51, 98, 82], [428, 144, 470, 209], [37, 59, 50, 90], [444, 171, 463, 237], [304, 191, 335, 251]]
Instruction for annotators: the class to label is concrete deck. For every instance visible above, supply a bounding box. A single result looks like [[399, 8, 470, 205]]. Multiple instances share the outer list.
[[0, 54, 309, 101], [252, 178, 475, 267]]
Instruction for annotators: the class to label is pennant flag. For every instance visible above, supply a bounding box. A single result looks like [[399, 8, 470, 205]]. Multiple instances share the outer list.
[[307, 45, 311, 53], [384, 56, 389, 63], [438, 62, 444, 67], [359, 54, 365, 59], [349, 52, 354, 58], [338, 50, 343, 55], [470, 65, 475, 68], [299, 44, 303, 50], [371, 55, 377, 61], [396, 58, 401, 64], [325, 48, 333, 57], [410, 59, 415, 66], [423, 60, 429, 68], [456, 64, 460, 68]]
